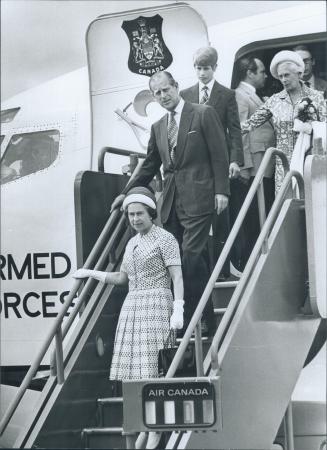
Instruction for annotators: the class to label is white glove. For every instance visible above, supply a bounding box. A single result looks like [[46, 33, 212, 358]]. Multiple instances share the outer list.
[[73, 268, 92, 279], [293, 118, 312, 134], [73, 269, 107, 283], [170, 300, 184, 330]]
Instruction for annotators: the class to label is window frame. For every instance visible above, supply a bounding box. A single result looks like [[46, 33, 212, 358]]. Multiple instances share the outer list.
[[0, 129, 61, 185]]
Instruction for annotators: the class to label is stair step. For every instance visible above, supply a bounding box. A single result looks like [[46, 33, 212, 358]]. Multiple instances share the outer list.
[[212, 280, 237, 309], [82, 427, 124, 449], [98, 397, 123, 404], [38, 398, 98, 432], [83, 427, 123, 434], [58, 369, 110, 400], [214, 280, 238, 289], [36, 428, 83, 449], [97, 397, 123, 427], [214, 307, 227, 315]]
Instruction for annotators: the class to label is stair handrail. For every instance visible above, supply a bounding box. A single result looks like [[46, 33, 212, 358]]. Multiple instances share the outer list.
[[49, 211, 128, 376], [164, 147, 293, 378], [98, 146, 146, 172], [0, 149, 147, 437], [98, 146, 163, 192], [210, 168, 305, 372]]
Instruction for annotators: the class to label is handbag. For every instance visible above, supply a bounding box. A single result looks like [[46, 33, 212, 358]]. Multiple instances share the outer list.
[[158, 329, 196, 377]]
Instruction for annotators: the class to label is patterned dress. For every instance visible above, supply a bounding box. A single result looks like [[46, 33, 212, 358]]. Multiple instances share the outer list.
[[241, 83, 326, 192], [110, 224, 181, 380]]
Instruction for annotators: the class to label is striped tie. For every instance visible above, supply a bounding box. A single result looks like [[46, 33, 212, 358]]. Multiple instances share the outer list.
[[168, 111, 178, 163], [200, 86, 209, 104]]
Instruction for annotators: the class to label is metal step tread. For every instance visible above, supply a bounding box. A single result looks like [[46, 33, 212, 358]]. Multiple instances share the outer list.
[[214, 280, 238, 289], [214, 307, 227, 314], [82, 427, 123, 435], [176, 336, 211, 343], [97, 397, 123, 404]]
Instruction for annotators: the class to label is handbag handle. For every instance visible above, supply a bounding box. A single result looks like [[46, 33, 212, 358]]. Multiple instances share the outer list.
[[163, 328, 177, 349]]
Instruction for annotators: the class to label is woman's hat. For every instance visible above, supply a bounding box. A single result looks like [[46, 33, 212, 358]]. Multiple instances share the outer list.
[[122, 186, 156, 211], [270, 50, 305, 79]]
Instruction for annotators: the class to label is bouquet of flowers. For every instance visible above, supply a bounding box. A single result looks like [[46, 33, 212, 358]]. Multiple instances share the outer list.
[[296, 97, 319, 122], [291, 97, 319, 188]]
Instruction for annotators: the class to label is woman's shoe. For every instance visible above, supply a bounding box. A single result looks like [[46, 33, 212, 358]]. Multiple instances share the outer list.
[[146, 431, 162, 449], [135, 432, 148, 449]]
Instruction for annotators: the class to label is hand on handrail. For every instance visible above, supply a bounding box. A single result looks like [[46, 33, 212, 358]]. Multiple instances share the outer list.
[[110, 194, 126, 213], [73, 269, 108, 283]]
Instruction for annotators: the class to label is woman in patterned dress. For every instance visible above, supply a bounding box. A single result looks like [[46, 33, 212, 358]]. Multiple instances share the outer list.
[[74, 187, 184, 449], [241, 50, 326, 192], [74, 186, 184, 381]]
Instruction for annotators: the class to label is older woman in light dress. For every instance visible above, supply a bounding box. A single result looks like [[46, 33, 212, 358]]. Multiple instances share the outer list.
[[241, 50, 326, 192]]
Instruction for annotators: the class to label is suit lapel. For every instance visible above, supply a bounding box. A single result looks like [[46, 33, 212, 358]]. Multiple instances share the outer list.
[[251, 92, 263, 108], [175, 102, 193, 166], [248, 90, 274, 131], [239, 84, 262, 108], [158, 114, 169, 161], [189, 84, 199, 103], [208, 80, 221, 107]]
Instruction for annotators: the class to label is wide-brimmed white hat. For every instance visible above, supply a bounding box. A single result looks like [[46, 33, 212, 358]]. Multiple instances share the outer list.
[[122, 186, 156, 211], [270, 50, 305, 79]]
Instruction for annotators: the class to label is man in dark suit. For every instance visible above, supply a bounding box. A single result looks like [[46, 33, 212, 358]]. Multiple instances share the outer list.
[[234, 56, 276, 270], [293, 44, 327, 96], [180, 46, 244, 279], [111, 71, 230, 335]]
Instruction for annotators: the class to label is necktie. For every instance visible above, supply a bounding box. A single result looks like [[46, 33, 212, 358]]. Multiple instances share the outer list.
[[168, 111, 178, 163], [200, 86, 209, 104]]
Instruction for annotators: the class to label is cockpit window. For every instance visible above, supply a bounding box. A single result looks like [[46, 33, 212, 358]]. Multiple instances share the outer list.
[[1, 108, 20, 123], [0, 130, 60, 185]]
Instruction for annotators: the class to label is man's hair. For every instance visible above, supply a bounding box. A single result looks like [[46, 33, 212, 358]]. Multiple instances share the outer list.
[[193, 46, 218, 67], [149, 71, 177, 92], [292, 44, 312, 55], [237, 56, 259, 81]]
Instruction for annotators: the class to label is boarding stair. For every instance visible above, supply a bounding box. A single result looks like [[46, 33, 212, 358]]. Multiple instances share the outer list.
[[0, 146, 325, 449]]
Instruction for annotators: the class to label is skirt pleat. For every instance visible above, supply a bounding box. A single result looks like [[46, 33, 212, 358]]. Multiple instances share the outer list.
[[110, 288, 173, 380]]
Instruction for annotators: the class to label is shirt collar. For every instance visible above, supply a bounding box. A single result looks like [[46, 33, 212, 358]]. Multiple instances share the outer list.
[[167, 98, 184, 127], [306, 75, 315, 86], [199, 78, 215, 94], [174, 98, 185, 116], [240, 81, 256, 94], [279, 81, 307, 102]]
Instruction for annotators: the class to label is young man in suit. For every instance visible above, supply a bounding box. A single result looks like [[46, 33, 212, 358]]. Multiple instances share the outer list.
[[111, 71, 230, 336], [180, 46, 244, 279], [234, 56, 276, 270], [293, 44, 327, 96]]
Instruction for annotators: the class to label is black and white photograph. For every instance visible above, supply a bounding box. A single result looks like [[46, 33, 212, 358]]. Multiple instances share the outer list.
[[1, 1, 326, 449]]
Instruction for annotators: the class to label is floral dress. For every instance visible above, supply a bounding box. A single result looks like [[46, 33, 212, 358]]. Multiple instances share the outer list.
[[241, 83, 326, 192], [110, 224, 181, 380]]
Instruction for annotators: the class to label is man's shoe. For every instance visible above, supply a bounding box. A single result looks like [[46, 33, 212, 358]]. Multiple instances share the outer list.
[[217, 274, 227, 282], [230, 261, 243, 278]]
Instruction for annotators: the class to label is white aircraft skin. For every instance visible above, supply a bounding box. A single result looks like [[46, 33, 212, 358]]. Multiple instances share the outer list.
[[0, 1, 325, 429]]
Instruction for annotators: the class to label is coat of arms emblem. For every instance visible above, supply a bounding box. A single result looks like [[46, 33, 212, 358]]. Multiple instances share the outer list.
[[122, 14, 173, 76]]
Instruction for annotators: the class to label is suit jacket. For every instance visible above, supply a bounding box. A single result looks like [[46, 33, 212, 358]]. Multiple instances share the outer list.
[[314, 77, 327, 96], [180, 80, 244, 166], [125, 101, 230, 224], [235, 83, 276, 178]]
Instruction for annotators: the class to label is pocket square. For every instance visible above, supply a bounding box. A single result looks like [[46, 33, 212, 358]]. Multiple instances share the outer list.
[[188, 130, 197, 134]]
